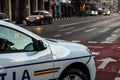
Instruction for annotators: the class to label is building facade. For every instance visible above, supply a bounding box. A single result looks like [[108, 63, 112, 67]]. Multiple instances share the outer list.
[[0, 0, 75, 21], [0, 0, 118, 22], [0, 0, 46, 21]]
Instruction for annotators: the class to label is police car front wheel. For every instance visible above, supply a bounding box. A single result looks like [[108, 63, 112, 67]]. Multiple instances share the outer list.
[[59, 69, 88, 80]]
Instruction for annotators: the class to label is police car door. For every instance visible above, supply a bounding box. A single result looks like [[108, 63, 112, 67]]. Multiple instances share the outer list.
[[0, 25, 54, 80]]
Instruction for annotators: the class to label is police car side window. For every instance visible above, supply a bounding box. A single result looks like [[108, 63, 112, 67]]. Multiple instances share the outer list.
[[0, 26, 34, 52]]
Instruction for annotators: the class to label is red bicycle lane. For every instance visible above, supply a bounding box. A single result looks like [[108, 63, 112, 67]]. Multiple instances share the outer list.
[[80, 38, 120, 80]]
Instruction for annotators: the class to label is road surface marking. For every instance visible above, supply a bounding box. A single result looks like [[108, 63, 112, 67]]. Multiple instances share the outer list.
[[113, 28, 120, 33], [58, 27, 74, 31], [54, 34, 61, 37], [90, 25, 97, 27], [66, 32, 72, 34], [99, 28, 110, 33], [92, 52, 100, 58], [72, 40, 81, 43], [87, 46, 103, 48], [72, 28, 85, 32], [105, 34, 119, 42], [92, 52, 100, 56], [88, 41, 98, 43], [46, 27, 62, 31], [85, 28, 97, 32], [98, 58, 117, 69], [114, 70, 120, 80]]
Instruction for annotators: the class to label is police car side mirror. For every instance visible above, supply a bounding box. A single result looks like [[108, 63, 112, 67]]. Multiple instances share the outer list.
[[38, 40, 47, 50]]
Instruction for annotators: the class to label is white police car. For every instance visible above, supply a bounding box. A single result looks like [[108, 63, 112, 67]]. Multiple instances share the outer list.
[[0, 20, 96, 80]]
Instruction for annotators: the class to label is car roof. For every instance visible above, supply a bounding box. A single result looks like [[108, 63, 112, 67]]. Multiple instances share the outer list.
[[34, 10, 50, 13]]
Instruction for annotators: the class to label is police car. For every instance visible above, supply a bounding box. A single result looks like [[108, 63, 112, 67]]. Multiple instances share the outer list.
[[0, 20, 96, 80]]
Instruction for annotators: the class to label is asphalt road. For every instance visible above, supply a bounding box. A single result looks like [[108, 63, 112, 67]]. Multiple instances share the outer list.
[[24, 13, 120, 80], [25, 13, 120, 43]]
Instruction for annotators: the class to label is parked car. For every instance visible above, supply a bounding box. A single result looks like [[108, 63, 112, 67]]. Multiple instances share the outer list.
[[26, 10, 53, 25], [88, 10, 98, 16], [86, 9, 98, 16], [0, 20, 96, 80], [103, 9, 111, 15], [118, 11, 120, 14], [97, 8, 103, 15], [90, 10, 98, 16], [0, 13, 10, 22]]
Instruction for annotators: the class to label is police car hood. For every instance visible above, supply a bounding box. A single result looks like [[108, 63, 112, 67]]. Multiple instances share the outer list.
[[46, 38, 90, 59]]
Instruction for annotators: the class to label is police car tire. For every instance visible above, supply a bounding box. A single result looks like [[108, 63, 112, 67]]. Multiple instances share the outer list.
[[59, 68, 88, 80]]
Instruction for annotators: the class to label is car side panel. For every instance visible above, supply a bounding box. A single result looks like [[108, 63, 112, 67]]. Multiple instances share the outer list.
[[0, 48, 54, 80]]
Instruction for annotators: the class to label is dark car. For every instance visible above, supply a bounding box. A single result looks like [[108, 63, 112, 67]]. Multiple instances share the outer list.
[[0, 13, 10, 22], [25, 10, 53, 25], [103, 9, 111, 15], [97, 8, 103, 15]]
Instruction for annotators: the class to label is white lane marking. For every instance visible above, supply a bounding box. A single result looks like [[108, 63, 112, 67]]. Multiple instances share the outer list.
[[85, 28, 97, 32], [92, 52, 100, 56], [113, 28, 120, 33], [88, 46, 104, 48], [101, 41, 112, 43], [46, 27, 62, 31], [72, 40, 81, 43], [88, 41, 98, 43], [97, 58, 117, 69], [114, 77, 120, 80], [90, 25, 97, 27], [108, 21, 120, 28], [114, 70, 120, 80], [66, 32, 72, 34], [54, 34, 61, 37], [72, 28, 86, 32], [106, 34, 120, 42], [99, 28, 110, 33], [92, 52, 100, 58], [58, 27, 74, 31]]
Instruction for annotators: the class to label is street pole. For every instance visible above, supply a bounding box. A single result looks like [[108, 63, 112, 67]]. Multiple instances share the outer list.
[[43, 0, 44, 10], [110, 0, 111, 12], [36, 0, 38, 11], [118, 0, 120, 11], [49, 0, 52, 13], [28, 0, 31, 16], [16, 0, 23, 24], [40, 0, 44, 10], [8, 0, 12, 21]]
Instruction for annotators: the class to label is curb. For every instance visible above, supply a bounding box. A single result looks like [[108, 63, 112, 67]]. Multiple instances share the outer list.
[[12, 17, 80, 26], [52, 17, 80, 22]]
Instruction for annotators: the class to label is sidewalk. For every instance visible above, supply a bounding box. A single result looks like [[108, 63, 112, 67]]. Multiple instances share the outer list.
[[12, 16, 81, 27]]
